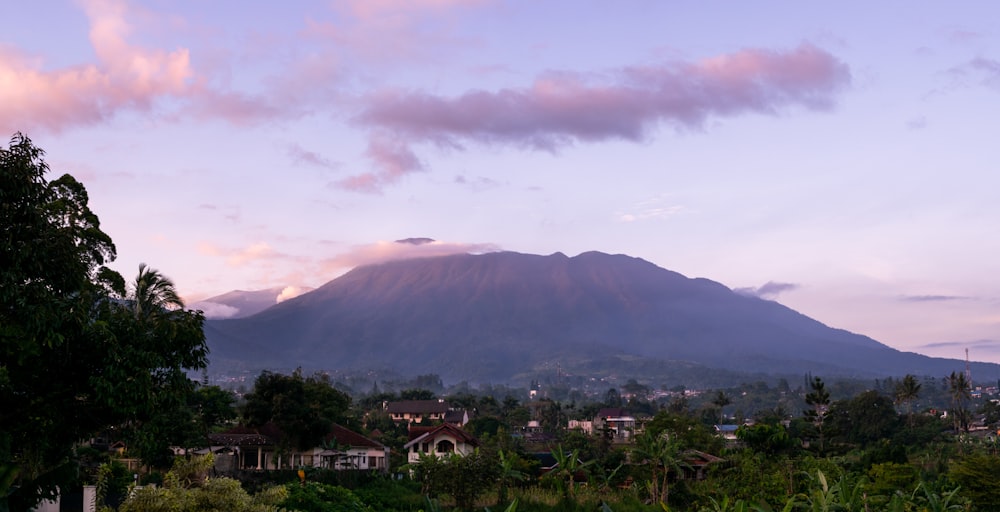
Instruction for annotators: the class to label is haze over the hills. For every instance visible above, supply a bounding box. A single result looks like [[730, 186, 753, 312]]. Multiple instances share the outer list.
[[204, 251, 998, 385]]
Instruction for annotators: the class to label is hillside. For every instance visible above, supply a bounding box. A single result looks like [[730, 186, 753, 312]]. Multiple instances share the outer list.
[[204, 251, 997, 384]]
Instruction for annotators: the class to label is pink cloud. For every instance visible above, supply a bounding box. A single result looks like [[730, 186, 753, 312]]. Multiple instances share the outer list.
[[198, 241, 302, 268], [337, 132, 424, 192], [344, 0, 488, 20], [303, 0, 488, 66], [288, 143, 340, 170], [346, 43, 850, 191], [0, 0, 192, 134]]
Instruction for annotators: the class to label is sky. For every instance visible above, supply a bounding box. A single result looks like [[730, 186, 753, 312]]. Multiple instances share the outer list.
[[3, 1, 999, 363]]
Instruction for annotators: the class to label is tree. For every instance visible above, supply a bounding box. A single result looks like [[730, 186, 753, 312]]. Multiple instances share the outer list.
[[604, 388, 623, 408], [894, 374, 922, 427], [631, 430, 687, 507], [496, 449, 526, 505], [192, 385, 238, 434], [644, 410, 722, 453], [736, 423, 794, 456], [946, 371, 971, 433], [118, 454, 287, 512], [803, 376, 831, 454], [242, 370, 351, 455], [548, 445, 590, 500], [948, 453, 1000, 512], [131, 263, 184, 320], [400, 388, 436, 401], [826, 390, 900, 448], [413, 450, 499, 510], [119, 264, 210, 466], [0, 133, 208, 511], [711, 390, 732, 424]]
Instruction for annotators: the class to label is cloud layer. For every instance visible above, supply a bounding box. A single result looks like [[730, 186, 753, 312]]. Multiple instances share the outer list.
[[2, 2, 849, 195], [345, 43, 851, 190]]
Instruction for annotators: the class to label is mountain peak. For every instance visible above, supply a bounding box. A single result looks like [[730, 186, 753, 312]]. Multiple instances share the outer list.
[[205, 250, 996, 384]]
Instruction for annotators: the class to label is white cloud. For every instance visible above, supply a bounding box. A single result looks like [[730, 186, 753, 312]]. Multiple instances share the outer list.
[[190, 301, 240, 319], [276, 286, 311, 303]]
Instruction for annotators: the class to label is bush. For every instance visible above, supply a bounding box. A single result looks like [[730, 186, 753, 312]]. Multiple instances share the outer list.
[[281, 482, 372, 512]]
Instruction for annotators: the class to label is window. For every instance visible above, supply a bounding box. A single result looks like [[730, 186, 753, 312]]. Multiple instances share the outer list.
[[436, 440, 455, 453]]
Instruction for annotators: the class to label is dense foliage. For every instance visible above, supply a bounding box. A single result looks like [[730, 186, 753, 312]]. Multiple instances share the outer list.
[[0, 133, 208, 511], [242, 370, 352, 451]]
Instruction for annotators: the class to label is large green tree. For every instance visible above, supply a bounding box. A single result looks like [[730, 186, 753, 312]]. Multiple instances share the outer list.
[[242, 370, 351, 453], [826, 390, 900, 448], [0, 133, 208, 511]]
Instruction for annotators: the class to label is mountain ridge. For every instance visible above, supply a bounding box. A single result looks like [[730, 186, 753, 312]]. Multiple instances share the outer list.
[[204, 251, 998, 384]]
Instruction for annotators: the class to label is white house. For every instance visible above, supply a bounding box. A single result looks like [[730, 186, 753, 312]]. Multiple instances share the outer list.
[[403, 423, 479, 464], [385, 399, 468, 425]]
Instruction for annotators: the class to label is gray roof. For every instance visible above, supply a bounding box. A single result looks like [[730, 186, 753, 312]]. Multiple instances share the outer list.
[[386, 400, 451, 414]]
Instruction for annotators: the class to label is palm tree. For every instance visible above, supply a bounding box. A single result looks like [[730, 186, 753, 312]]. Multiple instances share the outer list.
[[130, 263, 184, 320], [947, 371, 971, 433], [712, 391, 732, 424], [632, 430, 687, 507], [894, 374, 922, 427]]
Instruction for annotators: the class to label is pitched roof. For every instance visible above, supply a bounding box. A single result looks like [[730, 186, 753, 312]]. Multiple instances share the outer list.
[[596, 408, 630, 419], [403, 423, 479, 449], [683, 450, 725, 467], [444, 409, 468, 424], [386, 400, 451, 414], [208, 424, 282, 446], [325, 424, 385, 449]]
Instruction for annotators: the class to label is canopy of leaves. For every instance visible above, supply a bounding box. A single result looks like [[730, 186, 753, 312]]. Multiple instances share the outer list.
[[0, 133, 208, 510], [411, 450, 500, 511], [242, 370, 352, 451]]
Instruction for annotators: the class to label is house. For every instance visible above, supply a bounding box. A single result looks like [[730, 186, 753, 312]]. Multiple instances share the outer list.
[[207, 424, 281, 471], [316, 423, 391, 472], [385, 399, 468, 426], [714, 424, 740, 441], [594, 408, 636, 441], [568, 419, 594, 435], [403, 423, 479, 464], [207, 423, 389, 473], [682, 450, 725, 480]]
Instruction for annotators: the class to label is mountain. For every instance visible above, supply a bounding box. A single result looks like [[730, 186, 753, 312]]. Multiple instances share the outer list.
[[192, 286, 313, 319], [204, 251, 999, 384]]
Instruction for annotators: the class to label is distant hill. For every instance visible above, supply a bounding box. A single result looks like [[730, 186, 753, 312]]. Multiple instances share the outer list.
[[204, 251, 999, 384], [192, 286, 313, 319]]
